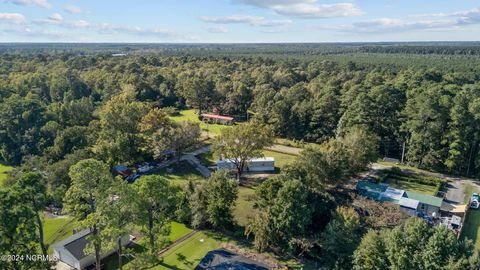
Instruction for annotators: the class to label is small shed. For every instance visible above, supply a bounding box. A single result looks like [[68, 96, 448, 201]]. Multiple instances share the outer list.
[[201, 113, 234, 125], [52, 229, 131, 270]]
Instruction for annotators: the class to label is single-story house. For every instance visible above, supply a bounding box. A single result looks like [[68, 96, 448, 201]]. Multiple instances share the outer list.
[[356, 180, 443, 217], [52, 229, 131, 270], [217, 157, 275, 172], [195, 249, 268, 270], [201, 113, 234, 125]]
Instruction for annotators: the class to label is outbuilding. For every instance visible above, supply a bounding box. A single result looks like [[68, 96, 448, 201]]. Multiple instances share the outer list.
[[201, 113, 234, 125], [217, 157, 275, 172]]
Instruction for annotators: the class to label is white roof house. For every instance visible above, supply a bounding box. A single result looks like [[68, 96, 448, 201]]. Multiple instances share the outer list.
[[217, 157, 275, 172], [52, 229, 131, 270]]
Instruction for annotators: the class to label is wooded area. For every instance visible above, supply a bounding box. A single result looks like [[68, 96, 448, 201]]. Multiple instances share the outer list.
[[2, 43, 480, 270]]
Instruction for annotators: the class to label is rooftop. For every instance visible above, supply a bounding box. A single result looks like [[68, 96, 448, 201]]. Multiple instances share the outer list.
[[403, 191, 443, 208], [52, 229, 91, 261], [201, 113, 234, 121]]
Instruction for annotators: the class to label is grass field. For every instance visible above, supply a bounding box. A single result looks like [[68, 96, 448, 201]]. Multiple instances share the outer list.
[[149, 161, 204, 187], [461, 183, 480, 250], [170, 109, 231, 136], [234, 187, 256, 226], [43, 216, 76, 252], [262, 150, 297, 170], [0, 164, 13, 187], [461, 210, 480, 250], [152, 231, 229, 270]]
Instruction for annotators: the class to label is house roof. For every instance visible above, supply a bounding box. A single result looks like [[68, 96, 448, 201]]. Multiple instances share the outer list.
[[381, 187, 405, 203], [195, 249, 268, 270], [403, 191, 443, 208], [201, 113, 234, 121], [52, 229, 91, 261], [356, 180, 388, 201], [399, 197, 420, 210]]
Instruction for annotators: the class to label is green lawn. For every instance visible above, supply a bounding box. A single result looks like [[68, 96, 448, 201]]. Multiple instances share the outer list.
[[234, 187, 257, 226], [0, 164, 13, 187], [149, 161, 204, 187], [152, 231, 229, 270], [262, 150, 297, 169], [43, 216, 76, 252], [461, 210, 480, 250], [170, 109, 231, 136], [384, 178, 438, 195], [168, 222, 193, 242], [461, 183, 480, 250]]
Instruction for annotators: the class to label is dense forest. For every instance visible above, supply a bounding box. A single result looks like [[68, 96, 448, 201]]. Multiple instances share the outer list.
[[1, 43, 480, 175]]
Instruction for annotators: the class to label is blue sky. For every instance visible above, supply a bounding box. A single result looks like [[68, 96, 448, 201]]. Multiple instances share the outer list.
[[0, 0, 479, 42]]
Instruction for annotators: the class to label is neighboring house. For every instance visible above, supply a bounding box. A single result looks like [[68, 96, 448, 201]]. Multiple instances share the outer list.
[[195, 249, 268, 270], [356, 180, 443, 217], [200, 113, 234, 125], [52, 229, 131, 270], [112, 165, 132, 177], [217, 157, 275, 172]]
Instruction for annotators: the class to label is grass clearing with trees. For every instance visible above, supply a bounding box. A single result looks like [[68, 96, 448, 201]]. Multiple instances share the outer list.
[[149, 161, 204, 187], [170, 109, 231, 136]]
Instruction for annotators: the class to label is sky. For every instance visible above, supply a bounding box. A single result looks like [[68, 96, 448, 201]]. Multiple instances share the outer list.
[[0, 0, 479, 43]]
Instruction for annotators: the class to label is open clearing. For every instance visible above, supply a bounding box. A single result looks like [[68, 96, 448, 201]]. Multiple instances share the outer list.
[[170, 109, 231, 135], [262, 150, 297, 170], [150, 161, 205, 187]]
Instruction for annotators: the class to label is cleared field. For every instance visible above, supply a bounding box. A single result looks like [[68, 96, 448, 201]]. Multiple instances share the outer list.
[[170, 109, 231, 135], [0, 164, 13, 187]]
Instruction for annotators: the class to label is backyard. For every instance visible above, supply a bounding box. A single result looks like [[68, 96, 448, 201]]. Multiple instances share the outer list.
[[0, 164, 13, 187], [149, 161, 205, 187], [170, 109, 231, 136], [377, 167, 445, 196], [43, 215, 76, 252], [461, 183, 480, 250]]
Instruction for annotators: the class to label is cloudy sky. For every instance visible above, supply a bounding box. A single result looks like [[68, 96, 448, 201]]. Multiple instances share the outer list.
[[0, 0, 479, 42]]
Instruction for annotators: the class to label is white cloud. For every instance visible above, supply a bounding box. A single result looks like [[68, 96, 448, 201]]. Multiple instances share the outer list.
[[234, 0, 363, 18], [206, 27, 228, 33], [1, 0, 51, 9], [200, 15, 291, 27], [64, 5, 82, 14], [0, 13, 26, 24], [316, 7, 480, 35], [48, 13, 63, 22]]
